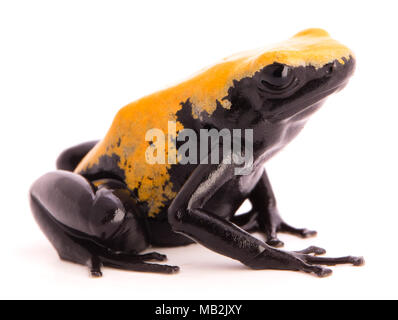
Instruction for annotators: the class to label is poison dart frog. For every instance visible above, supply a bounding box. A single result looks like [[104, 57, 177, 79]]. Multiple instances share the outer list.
[[30, 29, 364, 277]]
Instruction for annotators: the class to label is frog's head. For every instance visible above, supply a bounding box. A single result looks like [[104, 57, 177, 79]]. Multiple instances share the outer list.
[[225, 28, 355, 123]]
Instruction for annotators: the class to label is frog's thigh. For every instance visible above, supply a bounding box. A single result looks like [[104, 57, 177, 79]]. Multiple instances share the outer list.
[[29, 171, 149, 266]]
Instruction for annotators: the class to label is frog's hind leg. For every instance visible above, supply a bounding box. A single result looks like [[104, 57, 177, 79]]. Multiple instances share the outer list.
[[30, 171, 179, 277], [30, 193, 102, 276]]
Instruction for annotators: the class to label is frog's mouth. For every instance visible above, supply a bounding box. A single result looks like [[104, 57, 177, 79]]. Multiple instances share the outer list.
[[297, 80, 349, 107], [290, 82, 349, 120]]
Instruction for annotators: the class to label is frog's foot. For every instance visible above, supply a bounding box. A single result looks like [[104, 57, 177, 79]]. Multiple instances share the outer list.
[[232, 209, 317, 248], [59, 248, 179, 278], [87, 253, 179, 278], [70, 250, 178, 278], [97, 255, 179, 277], [265, 221, 317, 248], [294, 253, 365, 277], [245, 246, 365, 278], [98, 250, 179, 276]]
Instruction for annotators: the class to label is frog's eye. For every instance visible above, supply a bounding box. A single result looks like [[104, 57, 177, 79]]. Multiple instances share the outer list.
[[260, 64, 295, 91]]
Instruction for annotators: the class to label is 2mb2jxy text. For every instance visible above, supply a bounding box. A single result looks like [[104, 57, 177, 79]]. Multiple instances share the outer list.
[[155, 304, 243, 317]]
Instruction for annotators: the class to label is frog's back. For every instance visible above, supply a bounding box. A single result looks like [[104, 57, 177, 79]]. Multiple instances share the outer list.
[[74, 52, 245, 218]]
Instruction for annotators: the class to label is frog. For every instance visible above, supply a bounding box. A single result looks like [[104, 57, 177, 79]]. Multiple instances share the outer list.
[[30, 28, 364, 278]]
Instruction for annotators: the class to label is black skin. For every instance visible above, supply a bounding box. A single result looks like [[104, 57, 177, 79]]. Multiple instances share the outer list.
[[30, 57, 364, 277]]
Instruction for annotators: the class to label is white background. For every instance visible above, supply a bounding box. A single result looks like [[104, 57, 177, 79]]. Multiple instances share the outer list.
[[1, 0, 397, 300]]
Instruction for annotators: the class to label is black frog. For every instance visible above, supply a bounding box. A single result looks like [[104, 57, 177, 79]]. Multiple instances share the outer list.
[[30, 28, 364, 277]]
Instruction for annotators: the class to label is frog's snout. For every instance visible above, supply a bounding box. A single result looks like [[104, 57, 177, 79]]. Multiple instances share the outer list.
[[326, 55, 356, 92]]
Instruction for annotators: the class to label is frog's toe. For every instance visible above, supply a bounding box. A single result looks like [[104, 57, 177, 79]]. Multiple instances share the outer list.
[[103, 251, 168, 263], [139, 252, 168, 262], [88, 256, 103, 278], [309, 266, 333, 278], [295, 246, 326, 255], [299, 229, 317, 238], [280, 222, 317, 238], [300, 254, 365, 267], [90, 269, 103, 278], [266, 237, 284, 248], [265, 228, 285, 248], [352, 256, 365, 266]]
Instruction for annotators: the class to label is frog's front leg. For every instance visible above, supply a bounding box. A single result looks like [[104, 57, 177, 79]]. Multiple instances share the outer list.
[[30, 171, 179, 277], [234, 168, 317, 247], [168, 163, 363, 277]]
